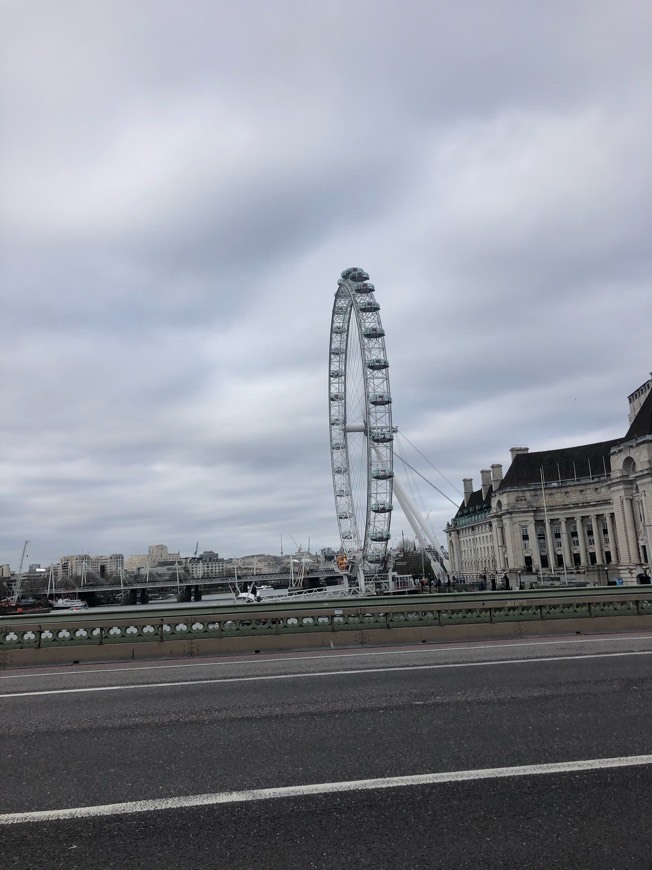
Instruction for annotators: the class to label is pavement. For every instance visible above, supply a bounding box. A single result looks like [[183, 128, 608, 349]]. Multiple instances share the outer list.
[[1, 632, 651, 868]]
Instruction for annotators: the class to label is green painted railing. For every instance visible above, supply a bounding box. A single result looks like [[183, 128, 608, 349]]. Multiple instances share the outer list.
[[0, 588, 650, 652]]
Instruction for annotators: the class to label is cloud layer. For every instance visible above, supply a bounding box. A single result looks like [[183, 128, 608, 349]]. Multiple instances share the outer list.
[[2, 0, 651, 567]]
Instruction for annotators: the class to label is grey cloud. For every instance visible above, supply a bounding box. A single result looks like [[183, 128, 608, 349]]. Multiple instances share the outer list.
[[1, 0, 651, 568]]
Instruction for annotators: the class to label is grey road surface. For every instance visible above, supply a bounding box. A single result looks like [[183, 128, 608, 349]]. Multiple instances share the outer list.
[[1, 633, 651, 869]]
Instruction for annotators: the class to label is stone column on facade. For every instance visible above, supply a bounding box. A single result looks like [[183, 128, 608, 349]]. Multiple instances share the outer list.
[[527, 520, 540, 571], [613, 498, 632, 565], [606, 512, 618, 563], [543, 518, 555, 572], [449, 530, 460, 575], [448, 530, 456, 575], [642, 491, 652, 568], [591, 514, 603, 564], [447, 532, 456, 574], [502, 515, 517, 571], [576, 516, 588, 567], [560, 517, 572, 572], [496, 523, 506, 572], [624, 497, 639, 564], [456, 532, 464, 576], [491, 524, 501, 573]]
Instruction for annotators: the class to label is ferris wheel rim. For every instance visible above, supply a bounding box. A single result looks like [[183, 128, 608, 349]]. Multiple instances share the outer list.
[[328, 267, 394, 573]]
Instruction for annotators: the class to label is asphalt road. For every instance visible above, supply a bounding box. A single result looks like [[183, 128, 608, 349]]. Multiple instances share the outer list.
[[1, 633, 651, 869]]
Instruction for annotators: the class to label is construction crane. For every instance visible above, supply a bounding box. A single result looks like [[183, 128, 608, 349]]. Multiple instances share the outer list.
[[287, 533, 302, 553], [11, 540, 30, 605], [0, 540, 49, 616]]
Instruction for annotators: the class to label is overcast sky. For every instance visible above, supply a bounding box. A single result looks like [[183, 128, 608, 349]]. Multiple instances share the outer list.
[[2, 0, 651, 570]]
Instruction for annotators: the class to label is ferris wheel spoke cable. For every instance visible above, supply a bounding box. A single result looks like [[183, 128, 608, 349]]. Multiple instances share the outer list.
[[396, 431, 463, 497], [393, 451, 460, 508]]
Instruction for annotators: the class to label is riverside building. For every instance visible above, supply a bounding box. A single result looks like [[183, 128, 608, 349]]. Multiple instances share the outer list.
[[446, 375, 652, 584]]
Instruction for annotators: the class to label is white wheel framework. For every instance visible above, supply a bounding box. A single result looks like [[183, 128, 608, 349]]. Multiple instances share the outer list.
[[329, 267, 394, 578]]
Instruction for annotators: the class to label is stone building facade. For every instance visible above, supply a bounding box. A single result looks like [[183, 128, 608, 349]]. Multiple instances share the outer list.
[[58, 553, 125, 579], [446, 375, 652, 584], [186, 550, 226, 579]]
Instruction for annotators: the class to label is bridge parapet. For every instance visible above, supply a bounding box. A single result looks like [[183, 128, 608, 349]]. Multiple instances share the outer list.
[[1, 587, 650, 666]]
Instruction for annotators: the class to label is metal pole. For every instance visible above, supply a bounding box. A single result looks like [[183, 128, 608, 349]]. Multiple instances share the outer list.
[[540, 467, 555, 578]]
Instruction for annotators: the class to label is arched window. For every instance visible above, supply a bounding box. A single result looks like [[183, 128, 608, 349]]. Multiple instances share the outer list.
[[622, 457, 637, 476]]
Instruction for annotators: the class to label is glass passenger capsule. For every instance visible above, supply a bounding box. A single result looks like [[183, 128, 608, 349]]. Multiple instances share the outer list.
[[341, 266, 363, 279], [367, 358, 389, 370], [370, 428, 394, 443], [348, 269, 369, 282], [371, 502, 393, 513]]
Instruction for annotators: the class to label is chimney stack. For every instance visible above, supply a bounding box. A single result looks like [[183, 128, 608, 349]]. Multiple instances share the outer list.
[[491, 463, 503, 488], [463, 478, 473, 506], [480, 469, 492, 499], [509, 446, 529, 462]]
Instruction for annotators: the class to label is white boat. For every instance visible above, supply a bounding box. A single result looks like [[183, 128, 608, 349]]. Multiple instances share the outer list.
[[234, 582, 283, 603], [46, 566, 88, 610], [50, 597, 88, 611]]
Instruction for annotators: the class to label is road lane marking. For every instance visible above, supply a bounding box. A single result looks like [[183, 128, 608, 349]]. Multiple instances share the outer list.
[[1, 649, 650, 698], [1, 754, 651, 825], [2, 634, 652, 680]]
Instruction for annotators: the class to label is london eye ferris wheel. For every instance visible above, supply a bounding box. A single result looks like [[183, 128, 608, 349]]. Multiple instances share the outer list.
[[329, 267, 394, 579]]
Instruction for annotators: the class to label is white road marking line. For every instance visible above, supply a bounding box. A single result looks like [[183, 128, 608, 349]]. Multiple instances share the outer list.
[[2, 634, 651, 680], [1, 649, 650, 699], [2, 754, 651, 825]]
